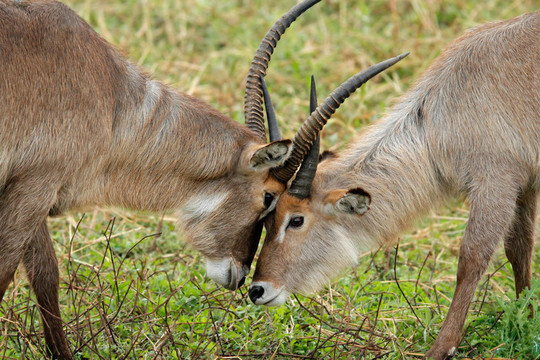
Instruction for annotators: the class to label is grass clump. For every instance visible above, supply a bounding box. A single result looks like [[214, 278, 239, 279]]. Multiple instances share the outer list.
[[467, 276, 540, 359]]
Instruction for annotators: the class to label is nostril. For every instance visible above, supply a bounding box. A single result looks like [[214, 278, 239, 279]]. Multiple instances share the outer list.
[[238, 276, 246, 288], [249, 285, 264, 303]]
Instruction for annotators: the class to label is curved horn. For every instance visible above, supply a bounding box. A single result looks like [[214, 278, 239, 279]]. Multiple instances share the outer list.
[[244, 0, 322, 142], [289, 75, 319, 199], [272, 52, 409, 183], [259, 74, 282, 141]]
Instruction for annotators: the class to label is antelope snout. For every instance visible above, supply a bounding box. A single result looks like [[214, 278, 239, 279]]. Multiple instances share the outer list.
[[248, 285, 264, 303], [205, 257, 248, 290], [248, 281, 289, 306]]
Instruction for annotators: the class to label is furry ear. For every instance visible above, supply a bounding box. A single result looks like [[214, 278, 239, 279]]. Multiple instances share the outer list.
[[247, 140, 292, 171], [319, 150, 337, 162], [324, 188, 371, 216]]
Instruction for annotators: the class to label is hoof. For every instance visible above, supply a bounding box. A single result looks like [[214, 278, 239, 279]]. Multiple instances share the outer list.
[[425, 346, 456, 360]]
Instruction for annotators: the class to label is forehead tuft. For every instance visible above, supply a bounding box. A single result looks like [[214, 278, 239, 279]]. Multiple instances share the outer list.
[[276, 193, 310, 214], [264, 175, 286, 193]]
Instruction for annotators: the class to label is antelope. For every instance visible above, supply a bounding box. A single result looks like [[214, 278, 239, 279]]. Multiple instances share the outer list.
[[0, 0, 406, 358], [249, 11, 540, 360]]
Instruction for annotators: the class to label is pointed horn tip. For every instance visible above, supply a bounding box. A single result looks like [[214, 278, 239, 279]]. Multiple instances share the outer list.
[[370, 51, 409, 73], [393, 52, 410, 63], [398, 52, 410, 59]]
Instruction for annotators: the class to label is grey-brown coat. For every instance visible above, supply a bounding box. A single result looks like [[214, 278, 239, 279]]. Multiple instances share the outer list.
[[0, 0, 327, 358], [250, 11, 540, 360]]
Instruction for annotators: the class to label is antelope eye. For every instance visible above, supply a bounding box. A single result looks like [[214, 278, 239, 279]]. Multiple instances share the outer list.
[[264, 193, 274, 209], [288, 216, 304, 228]]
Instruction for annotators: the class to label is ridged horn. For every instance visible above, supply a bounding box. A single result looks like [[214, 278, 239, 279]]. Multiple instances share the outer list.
[[289, 75, 319, 199], [259, 74, 282, 142], [244, 0, 322, 142], [272, 52, 409, 182]]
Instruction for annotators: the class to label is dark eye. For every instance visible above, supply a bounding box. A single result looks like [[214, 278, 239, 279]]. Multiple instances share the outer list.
[[264, 193, 274, 208], [288, 216, 304, 228]]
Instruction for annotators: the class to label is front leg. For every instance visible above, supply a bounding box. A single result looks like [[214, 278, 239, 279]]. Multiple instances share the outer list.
[[426, 177, 520, 359], [23, 220, 71, 360], [0, 177, 58, 301], [0, 174, 63, 356], [425, 251, 491, 359]]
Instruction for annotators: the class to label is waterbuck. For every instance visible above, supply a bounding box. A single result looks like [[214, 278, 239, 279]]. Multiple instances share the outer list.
[[249, 11, 539, 359], [0, 0, 408, 358]]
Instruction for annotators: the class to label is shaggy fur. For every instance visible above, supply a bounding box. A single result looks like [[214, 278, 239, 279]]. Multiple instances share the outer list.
[[253, 12, 539, 360], [0, 0, 292, 358]]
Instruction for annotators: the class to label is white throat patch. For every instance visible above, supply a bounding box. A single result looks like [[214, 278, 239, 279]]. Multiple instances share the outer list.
[[181, 192, 229, 221]]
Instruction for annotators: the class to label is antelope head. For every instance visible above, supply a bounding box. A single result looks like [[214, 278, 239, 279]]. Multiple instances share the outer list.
[[249, 53, 408, 304], [192, 0, 324, 290]]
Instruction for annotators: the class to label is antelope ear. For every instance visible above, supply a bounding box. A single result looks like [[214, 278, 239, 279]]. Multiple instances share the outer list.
[[247, 139, 292, 171], [323, 188, 371, 216]]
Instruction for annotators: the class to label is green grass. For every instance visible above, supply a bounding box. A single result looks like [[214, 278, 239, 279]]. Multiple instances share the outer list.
[[1, 0, 539, 359]]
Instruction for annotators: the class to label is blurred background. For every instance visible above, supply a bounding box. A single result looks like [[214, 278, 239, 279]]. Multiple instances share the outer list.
[[1, 1, 538, 359]]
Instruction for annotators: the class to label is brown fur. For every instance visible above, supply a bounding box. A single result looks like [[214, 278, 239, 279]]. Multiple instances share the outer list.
[[253, 12, 539, 360], [0, 1, 292, 358]]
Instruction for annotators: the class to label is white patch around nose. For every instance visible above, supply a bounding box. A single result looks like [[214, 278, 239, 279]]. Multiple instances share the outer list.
[[181, 192, 229, 221], [250, 281, 290, 306], [206, 257, 233, 287]]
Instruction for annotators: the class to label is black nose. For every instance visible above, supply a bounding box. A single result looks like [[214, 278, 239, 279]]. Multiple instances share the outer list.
[[238, 276, 246, 288], [249, 285, 264, 303]]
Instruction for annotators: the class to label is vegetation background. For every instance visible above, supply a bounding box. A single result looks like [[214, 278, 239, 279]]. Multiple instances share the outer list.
[[1, 0, 539, 359]]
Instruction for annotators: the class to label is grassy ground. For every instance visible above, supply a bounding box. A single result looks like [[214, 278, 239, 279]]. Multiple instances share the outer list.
[[1, 0, 539, 359]]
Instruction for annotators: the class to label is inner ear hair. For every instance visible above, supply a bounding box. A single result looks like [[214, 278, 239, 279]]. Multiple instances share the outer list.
[[249, 140, 292, 170], [336, 188, 371, 215]]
